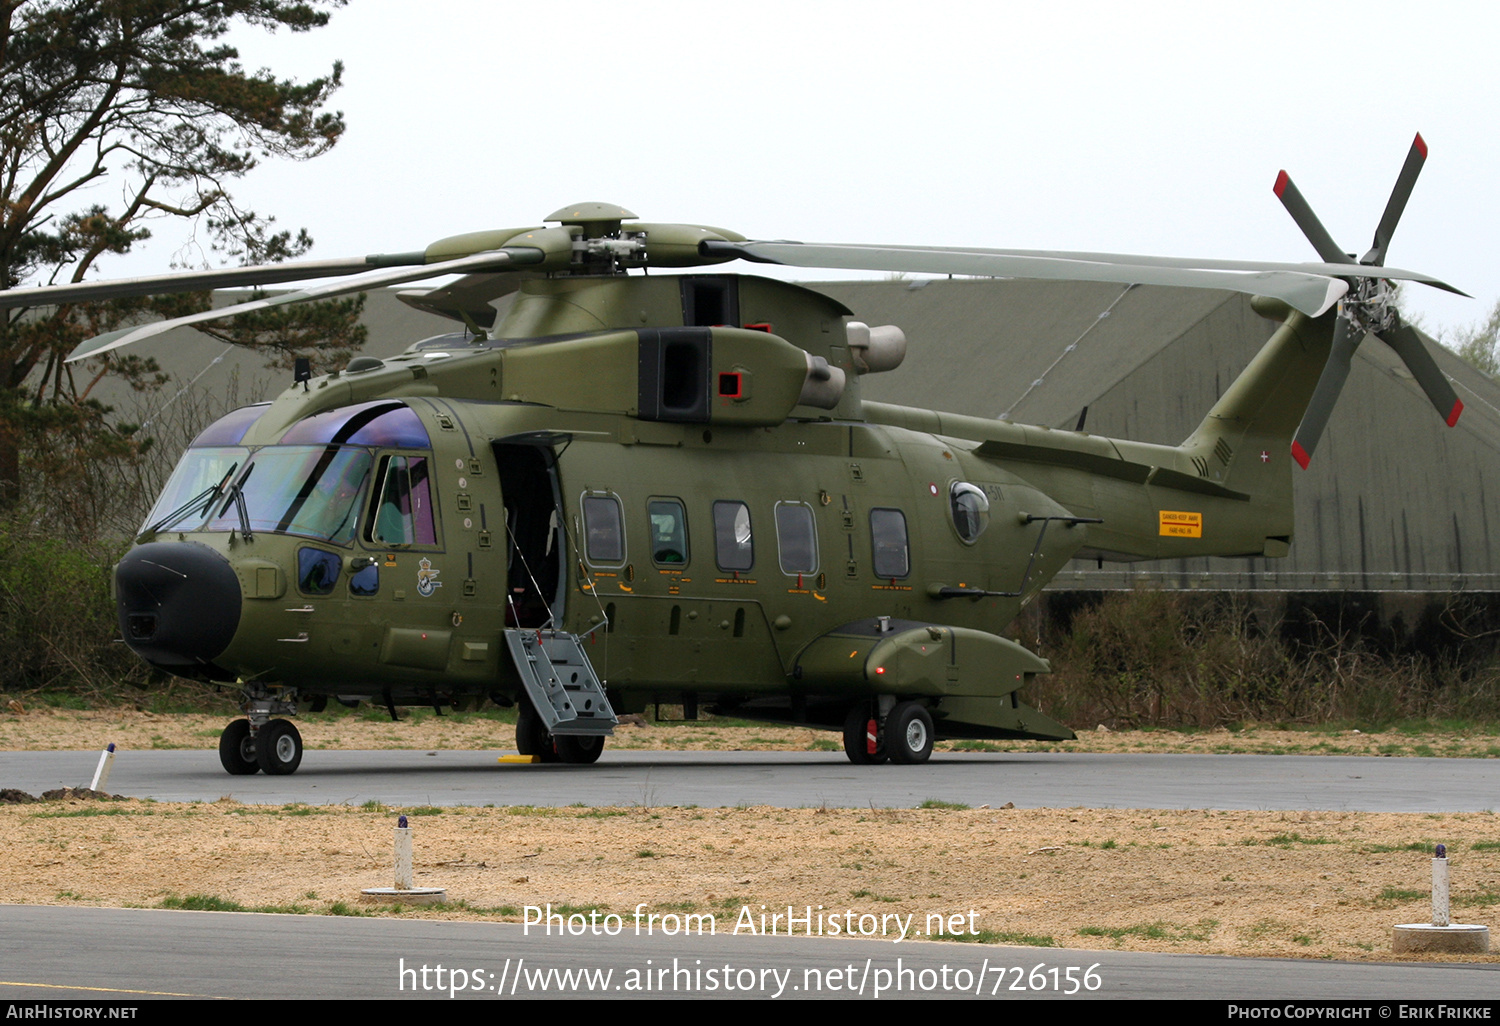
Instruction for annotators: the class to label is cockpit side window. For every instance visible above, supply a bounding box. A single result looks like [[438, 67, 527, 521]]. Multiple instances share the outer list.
[[368, 456, 436, 546]]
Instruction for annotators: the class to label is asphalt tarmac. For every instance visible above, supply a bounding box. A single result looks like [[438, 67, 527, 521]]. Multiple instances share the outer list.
[[1, 748, 1496, 811], [0, 905, 1496, 1001]]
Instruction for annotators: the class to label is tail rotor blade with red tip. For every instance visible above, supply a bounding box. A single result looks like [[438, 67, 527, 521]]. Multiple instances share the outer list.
[[1377, 318, 1464, 427], [1274, 171, 1349, 265], [1365, 134, 1427, 267], [1292, 314, 1358, 469]]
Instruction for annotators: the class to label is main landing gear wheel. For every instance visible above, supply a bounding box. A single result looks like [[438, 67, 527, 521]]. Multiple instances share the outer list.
[[887, 701, 934, 765], [515, 702, 559, 763], [842, 704, 887, 765], [218, 719, 259, 775], [255, 719, 303, 775], [555, 734, 605, 765]]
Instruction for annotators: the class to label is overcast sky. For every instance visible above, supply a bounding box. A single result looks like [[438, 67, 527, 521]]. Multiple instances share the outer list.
[[101, 0, 1500, 338]]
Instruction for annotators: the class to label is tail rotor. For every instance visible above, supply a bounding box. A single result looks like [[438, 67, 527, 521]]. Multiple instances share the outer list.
[[1276, 133, 1462, 468]]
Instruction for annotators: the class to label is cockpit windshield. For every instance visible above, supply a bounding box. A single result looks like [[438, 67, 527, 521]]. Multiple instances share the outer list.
[[141, 401, 428, 544], [206, 446, 372, 545]]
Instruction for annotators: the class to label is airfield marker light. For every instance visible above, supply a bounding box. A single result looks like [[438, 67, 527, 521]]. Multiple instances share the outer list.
[[1392, 841, 1489, 953], [89, 743, 116, 792], [361, 813, 447, 905]]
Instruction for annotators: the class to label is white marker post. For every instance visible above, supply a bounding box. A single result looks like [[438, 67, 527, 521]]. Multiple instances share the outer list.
[[1432, 846, 1450, 928], [361, 813, 447, 905], [1392, 843, 1489, 953], [88, 743, 116, 792], [394, 816, 414, 890]]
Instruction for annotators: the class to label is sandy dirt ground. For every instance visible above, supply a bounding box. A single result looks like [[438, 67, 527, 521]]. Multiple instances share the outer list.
[[2, 708, 1497, 963]]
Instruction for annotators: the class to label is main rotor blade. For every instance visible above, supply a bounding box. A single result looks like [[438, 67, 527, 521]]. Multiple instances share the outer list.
[[66, 248, 539, 362], [1291, 314, 1359, 469], [705, 240, 1348, 317], [395, 271, 527, 328], [0, 253, 428, 310], [865, 245, 1465, 297], [1273, 171, 1349, 265], [1377, 317, 1463, 427], [1365, 133, 1428, 266]]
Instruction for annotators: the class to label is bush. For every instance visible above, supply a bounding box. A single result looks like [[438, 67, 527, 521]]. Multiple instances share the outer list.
[[1021, 590, 1500, 729], [0, 524, 152, 697]]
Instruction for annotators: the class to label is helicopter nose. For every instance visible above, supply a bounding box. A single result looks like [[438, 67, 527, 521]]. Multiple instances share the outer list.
[[115, 542, 242, 670]]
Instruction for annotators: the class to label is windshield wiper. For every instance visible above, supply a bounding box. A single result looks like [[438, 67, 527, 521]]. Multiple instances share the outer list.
[[145, 462, 239, 536], [218, 463, 256, 542]]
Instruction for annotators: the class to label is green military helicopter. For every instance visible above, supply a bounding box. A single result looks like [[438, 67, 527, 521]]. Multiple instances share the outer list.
[[1, 136, 1466, 775]]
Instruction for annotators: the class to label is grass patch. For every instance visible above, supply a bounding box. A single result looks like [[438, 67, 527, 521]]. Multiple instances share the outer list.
[[30, 807, 144, 819], [917, 798, 970, 810], [1243, 832, 1334, 847], [1458, 890, 1500, 907], [327, 901, 372, 917], [159, 894, 246, 912], [940, 929, 1056, 947], [1077, 918, 1217, 944]]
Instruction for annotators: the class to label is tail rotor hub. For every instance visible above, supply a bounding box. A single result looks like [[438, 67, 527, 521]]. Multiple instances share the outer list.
[[1342, 277, 1398, 335]]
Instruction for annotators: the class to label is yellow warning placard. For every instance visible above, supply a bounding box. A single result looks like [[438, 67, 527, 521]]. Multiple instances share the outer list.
[[1158, 510, 1202, 538]]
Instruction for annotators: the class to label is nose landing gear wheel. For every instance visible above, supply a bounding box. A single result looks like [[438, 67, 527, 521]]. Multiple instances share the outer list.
[[255, 719, 303, 775], [218, 719, 259, 775], [886, 702, 934, 765]]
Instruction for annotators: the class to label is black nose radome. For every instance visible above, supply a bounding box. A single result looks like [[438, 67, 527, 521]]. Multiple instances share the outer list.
[[115, 542, 242, 671]]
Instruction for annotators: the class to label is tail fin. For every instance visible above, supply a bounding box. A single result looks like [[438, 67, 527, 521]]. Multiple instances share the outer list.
[[1178, 299, 1336, 548]]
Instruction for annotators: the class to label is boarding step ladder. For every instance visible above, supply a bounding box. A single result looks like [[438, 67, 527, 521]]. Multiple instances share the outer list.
[[503, 629, 617, 736]]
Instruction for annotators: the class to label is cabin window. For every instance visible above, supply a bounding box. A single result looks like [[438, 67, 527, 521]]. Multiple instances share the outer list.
[[648, 499, 689, 565], [949, 482, 991, 543], [582, 494, 625, 565], [713, 500, 754, 571], [774, 502, 818, 575], [297, 547, 341, 596], [368, 456, 436, 546], [870, 508, 910, 579]]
